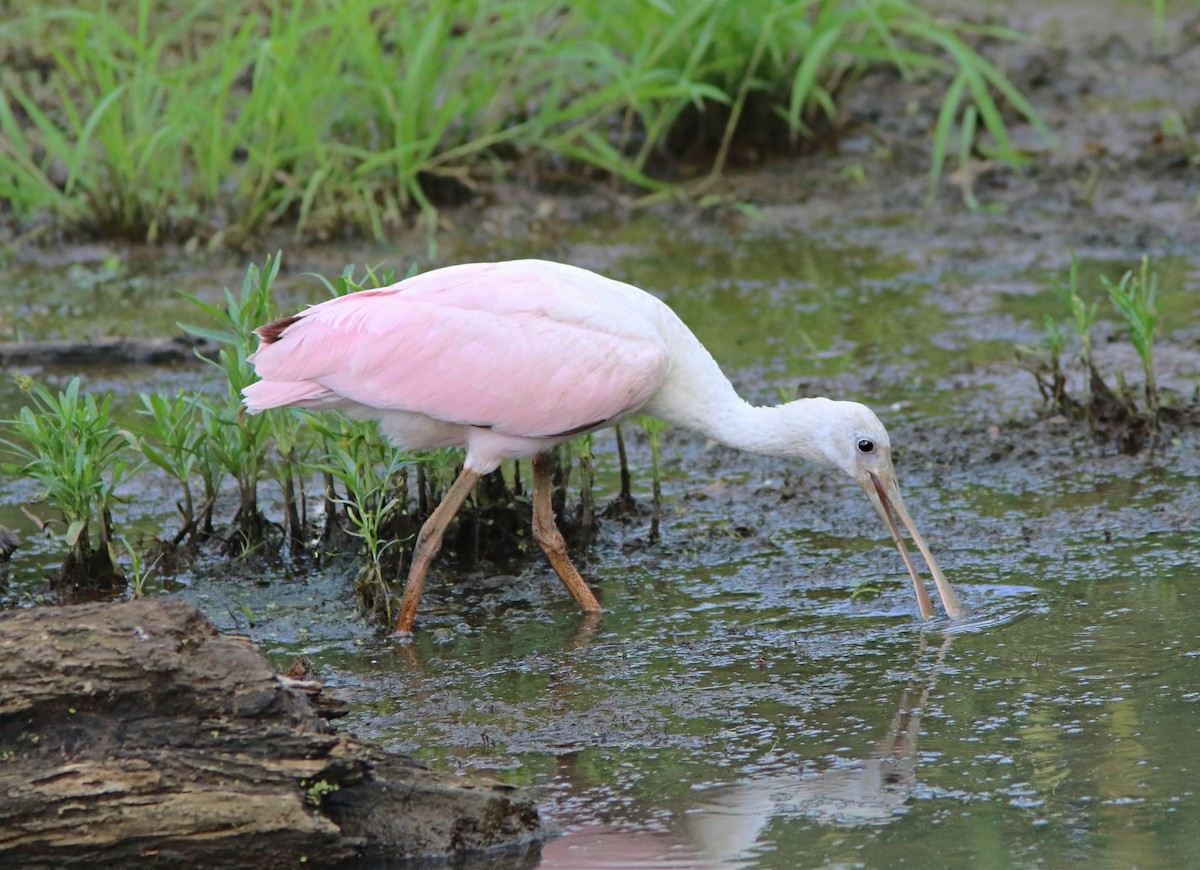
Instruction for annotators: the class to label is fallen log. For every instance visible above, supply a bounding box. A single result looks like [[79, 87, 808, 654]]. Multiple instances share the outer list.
[[0, 598, 541, 867], [0, 335, 218, 366]]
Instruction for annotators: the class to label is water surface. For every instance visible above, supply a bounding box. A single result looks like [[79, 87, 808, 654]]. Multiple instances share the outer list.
[[2, 217, 1199, 868]]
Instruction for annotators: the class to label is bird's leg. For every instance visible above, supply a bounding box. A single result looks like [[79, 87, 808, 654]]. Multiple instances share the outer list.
[[532, 452, 602, 613], [393, 467, 482, 635]]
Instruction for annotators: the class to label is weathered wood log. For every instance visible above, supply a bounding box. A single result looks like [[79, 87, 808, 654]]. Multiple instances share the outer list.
[[0, 598, 541, 867], [0, 335, 218, 366]]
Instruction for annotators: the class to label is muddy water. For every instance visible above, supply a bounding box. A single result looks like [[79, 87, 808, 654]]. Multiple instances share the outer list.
[[4, 212, 1195, 867]]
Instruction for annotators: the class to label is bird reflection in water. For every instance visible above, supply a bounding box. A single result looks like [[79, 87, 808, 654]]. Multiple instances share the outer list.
[[540, 634, 954, 869], [683, 634, 954, 863]]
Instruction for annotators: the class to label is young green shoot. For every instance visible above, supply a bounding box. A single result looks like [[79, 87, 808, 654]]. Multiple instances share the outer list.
[[1054, 253, 1099, 414], [0, 376, 139, 587], [133, 390, 206, 546], [605, 423, 639, 517], [312, 415, 413, 620], [574, 432, 597, 541], [1016, 314, 1067, 412], [180, 254, 282, 552], [266, 408, 312, 559], [116, 535, 161, 599], [1102, 256, 1160, 430], [638, 416, 668, 544]]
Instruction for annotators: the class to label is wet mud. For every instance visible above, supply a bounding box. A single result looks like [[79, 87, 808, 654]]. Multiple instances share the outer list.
[[2, 0, 1200, 867]]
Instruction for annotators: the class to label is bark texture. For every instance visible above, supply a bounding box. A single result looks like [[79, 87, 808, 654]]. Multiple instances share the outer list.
[[0, 598, 541, 867]]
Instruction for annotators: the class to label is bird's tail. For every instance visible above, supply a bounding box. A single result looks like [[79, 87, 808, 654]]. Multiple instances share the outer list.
[[242, 379, 331, 413]]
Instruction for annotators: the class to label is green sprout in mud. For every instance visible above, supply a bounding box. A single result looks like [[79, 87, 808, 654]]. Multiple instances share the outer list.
[[1102, 255, 1159, 431], [230, 599, 255, 629], [0, 376, 138, 588], [1051, 253, 1100, 417], [313, 417, 413, 622], [1027, 316, 1069, 411], [133, 390, 207, 547], [609, 424, 638, 516], [573, 432, 597, 541], [1020, 254, 1165, 450], [181, 253, 281, 553], [638, 416, 668, 544], [266, 408, 312, 559], [116, 535, 160, 599], [1159, 111, 1199, 166]]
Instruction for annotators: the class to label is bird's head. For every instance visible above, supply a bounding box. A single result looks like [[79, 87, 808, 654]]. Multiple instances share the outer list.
[[786, 399, 965, 621], [805, 400, 894, 485]]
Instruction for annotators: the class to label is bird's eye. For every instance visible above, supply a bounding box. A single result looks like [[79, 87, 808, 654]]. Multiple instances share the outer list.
[[857, 438, 875, 454]]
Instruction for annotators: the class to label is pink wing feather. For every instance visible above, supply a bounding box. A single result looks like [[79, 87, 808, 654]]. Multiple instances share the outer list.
[[244, 261, 671, 437]]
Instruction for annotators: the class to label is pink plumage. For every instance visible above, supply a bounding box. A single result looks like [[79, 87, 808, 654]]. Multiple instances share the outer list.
[[244, 260, 672, 473]]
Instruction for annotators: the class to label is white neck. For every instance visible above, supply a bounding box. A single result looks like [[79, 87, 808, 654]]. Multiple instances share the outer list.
[[688, 397, 836, 465], [639, 307, 843, 469], [645, 375, 837, 467]]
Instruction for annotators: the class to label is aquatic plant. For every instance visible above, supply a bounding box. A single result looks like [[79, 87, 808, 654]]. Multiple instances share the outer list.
[[1019, 255, 1165, 452], [180, 254, 280, 552], [1017, 253, 1099, 418], [638, 416, 668, 544], [261, 408, 307, 559], [1102, 255, 1159, 431], [133, 390, 206, 546], [0, 376, 138, 589], [1016, 315, 1069, 412], [2, 0, 1051, 241], [313, 416, 413, 621], [116, 534, 160, 599], [574, 432, 597, 542], [1057, 253, 1099, 413], [192, 399, 229, 537]]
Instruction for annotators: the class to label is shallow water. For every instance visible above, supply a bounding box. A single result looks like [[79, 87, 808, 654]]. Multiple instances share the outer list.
[[2, 214, 1200, 867]]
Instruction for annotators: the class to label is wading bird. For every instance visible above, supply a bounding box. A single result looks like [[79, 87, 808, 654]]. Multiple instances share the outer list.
[[243, 259, 965, 634]]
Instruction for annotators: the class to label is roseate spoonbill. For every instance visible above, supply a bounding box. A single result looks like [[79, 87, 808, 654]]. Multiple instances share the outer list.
[[243, 259, 965, 634]]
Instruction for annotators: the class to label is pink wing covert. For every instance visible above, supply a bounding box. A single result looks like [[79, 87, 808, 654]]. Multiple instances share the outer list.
[[245, 262, 672, 438]]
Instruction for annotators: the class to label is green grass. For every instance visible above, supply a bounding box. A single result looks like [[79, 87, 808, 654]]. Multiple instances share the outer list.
[[0, 375, 138, 587], [1, 0, 1052, 241]]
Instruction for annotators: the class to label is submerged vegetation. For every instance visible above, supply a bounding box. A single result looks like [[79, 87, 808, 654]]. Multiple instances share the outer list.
[[1017, 255, 1168, 453], [0, 0, 1050, 242]]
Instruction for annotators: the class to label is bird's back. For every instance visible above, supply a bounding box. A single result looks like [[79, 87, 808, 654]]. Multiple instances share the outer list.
[[244, 260, 673, 440]]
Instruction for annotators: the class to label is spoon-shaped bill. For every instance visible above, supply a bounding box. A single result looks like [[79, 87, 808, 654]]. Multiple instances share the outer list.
[[865, 472, 966, 620]]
